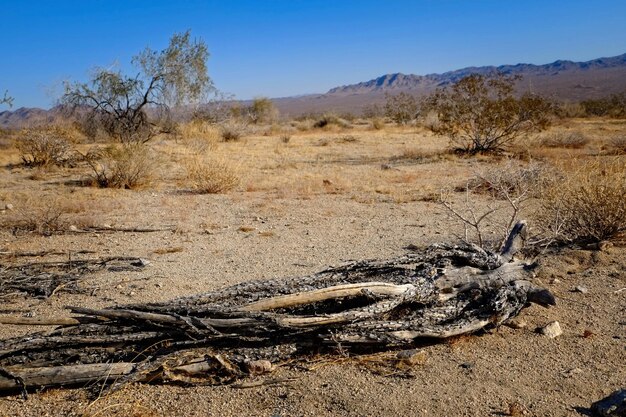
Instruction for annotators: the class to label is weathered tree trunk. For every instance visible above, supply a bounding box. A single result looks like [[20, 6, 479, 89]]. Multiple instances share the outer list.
[[0, 221, 554, 394]]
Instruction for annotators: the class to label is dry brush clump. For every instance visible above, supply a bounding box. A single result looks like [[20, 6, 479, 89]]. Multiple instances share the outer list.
[[606, 135, 626, 155], [384, 92, 419, 125], [440, 161, 549, 250], [219, 120, 249, 142], [533, 157, 626, 244], [312, 113, 352, 130], [0, 193, 95, 235], [16, 130, 78, 167], [83, 144, 157, 189], [183, 154, 240, 193], [539, 130, 590, 149]]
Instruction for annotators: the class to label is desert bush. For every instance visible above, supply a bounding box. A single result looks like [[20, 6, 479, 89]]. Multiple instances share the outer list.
[[293, 119, 315, 131], [580, 92, 626, 118], [280, 134, 291, 144], [371, 117, 385, 130], [607, 135, 626, 154], [421, 110, 441, 131], [246, 97, 279, 124], [0, 194, 93, 235], [178, 120, 220, 142], [361, 103, 384, 119], [183, 155, 239, 193], [313, 114, 352, 129], [425, 73, 553, 154], [16, 130, 77, 167], [554, 102, 586, 118], [539, 131, 590, 149], [384, 92, 419, 125], [219, 120, 248, 142], [533, 158, 626, 244], [83, 144, 156, 189]]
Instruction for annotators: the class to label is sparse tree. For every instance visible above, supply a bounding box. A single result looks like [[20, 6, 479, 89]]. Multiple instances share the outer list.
[[246, 97, 278, 124], [425, 74, 553, 154], [384, 92, 419, 125], [1, 90, 13, 108], [62, 31, 213, 143]]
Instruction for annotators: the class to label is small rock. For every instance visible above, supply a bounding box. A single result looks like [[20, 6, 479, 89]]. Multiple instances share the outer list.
[[562, 367, 583, 378], [116, 284, 123, 290], [574, 286, 589, 294], [246, 360, 272, 375], [4, 203, 13, 211], [69, 225, 78, 232], [505, 318, 527, 329], [591, 389, 626, 417], [539, 321, 563, 338], [550, 278, 561, 284], [396, 349, 427, 367], [102, 223, 112, 229], [155, 283, 163, 288], [129, 291, 136, 296]]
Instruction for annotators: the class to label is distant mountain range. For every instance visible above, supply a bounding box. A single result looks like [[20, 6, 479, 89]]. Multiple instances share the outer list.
[[273, 53, 626, 115], [2, 53, 625, 127]]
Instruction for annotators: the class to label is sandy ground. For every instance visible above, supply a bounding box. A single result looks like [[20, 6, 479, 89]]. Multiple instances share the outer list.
[[0, 122, 624, 416]]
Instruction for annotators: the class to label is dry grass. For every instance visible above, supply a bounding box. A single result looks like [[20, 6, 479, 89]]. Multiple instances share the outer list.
[[183, 154, 240, 194], [0, 192, 97, 235], [606, 135, 626, 154], [539, 130, 590, 149], [153, 246, 184, 255], [219, 120, 248, 142], [177, 120, 221, 142], [541, 130, 590, 149], [533, 157, 626, 244], [84, 144, 157, 189]]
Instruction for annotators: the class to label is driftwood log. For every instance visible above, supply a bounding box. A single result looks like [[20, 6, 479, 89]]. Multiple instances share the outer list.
[[0, 221, 554, 395]]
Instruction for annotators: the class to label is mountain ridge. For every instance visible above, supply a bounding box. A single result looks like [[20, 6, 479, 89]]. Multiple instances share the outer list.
[[326, 53, 626, 95], [2, 53, 626, 127]]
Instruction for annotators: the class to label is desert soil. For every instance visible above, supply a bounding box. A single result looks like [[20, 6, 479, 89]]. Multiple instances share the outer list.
[[0, 123, 624, 416]]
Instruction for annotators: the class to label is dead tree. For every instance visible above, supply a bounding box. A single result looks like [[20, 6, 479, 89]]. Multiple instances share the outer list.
[[0, 221, 554, 395]]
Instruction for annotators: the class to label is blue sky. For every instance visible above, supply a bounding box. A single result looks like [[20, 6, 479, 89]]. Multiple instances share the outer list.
[[2, 0, 626, 108]]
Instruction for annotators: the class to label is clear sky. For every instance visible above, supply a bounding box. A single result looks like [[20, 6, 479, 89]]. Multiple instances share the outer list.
[[2, 0, 626, 109]]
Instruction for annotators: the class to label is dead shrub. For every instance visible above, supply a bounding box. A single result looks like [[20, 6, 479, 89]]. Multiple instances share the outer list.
[[533, 158, 626, 244], [183, 155, 240, 193], [84, 144, 156, 189], [607, 135, 626, 155], [16, 130, 77, 167], [540, 131, 590, 149], [313, 114, 352, 129], [440, 161, 547, 249], [0, 194, 93, 235], [371, 117, 385, 130], [178, 120, 221, 142], [219, 120, 248, 142]]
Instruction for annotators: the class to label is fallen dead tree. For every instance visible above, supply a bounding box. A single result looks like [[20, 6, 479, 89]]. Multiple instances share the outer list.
[[0, 221, 554, 395]]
